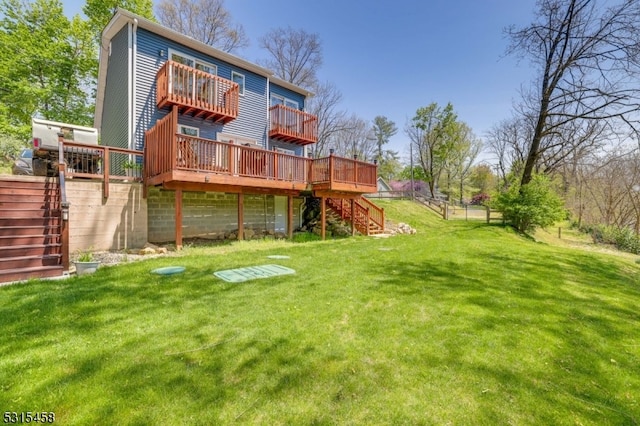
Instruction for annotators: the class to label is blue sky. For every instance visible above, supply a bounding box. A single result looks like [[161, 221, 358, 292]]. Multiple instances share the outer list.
[[62, 0, 538, 161]]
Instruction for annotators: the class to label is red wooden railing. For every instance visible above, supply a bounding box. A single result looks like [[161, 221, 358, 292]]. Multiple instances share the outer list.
[[58, 138, 144, 199], [353, 202, 371, 235], [145, 109, 176, 178], [269, 104, 318, 145], [311, 155, 377, 188], [173, 134, 312, 182], [359, 196, 385, 230], [326, 197, 385, 235], [156, 60, 239, 123]]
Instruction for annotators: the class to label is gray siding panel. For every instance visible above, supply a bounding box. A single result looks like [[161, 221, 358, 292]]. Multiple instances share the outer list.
[[134, 29, 165, 151], [102, 26, 129, 148], [219, 71, 267, 146]]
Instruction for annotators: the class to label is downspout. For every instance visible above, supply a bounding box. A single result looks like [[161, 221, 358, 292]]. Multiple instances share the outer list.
[[302, 93, 306, 158], [266, 77, 270, 150], [127, 22, 133, 150], [131, 18, 138, 151]]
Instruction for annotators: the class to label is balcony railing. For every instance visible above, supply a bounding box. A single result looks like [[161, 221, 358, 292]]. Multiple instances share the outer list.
[[269, 104, 317, 145], [156, 60, 239, 123]]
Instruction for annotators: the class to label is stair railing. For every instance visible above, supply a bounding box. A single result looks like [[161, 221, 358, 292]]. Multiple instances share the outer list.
[[57, 133, 70, 270]]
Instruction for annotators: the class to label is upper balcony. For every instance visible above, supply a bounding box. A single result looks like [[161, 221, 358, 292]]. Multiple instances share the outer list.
[[269, 104, 317, 145], [156, 60, 239, 124]]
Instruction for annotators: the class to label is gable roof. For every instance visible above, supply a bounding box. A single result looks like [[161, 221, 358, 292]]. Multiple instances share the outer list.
[[377, 176, 392, 192], [95, 8, 314, 129]]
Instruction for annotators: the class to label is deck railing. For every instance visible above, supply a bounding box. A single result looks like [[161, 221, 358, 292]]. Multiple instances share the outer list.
[[358, 196, 385, 229], [144, 110, 176, 177], [311, 155, 377, 188], [156, 60, 239, 123], [269, 104, 317, 145], [173, 134, 312, 183], [57, 137, 144, 198], [145, 110, 312, 185], [327, 197, 385, 235]]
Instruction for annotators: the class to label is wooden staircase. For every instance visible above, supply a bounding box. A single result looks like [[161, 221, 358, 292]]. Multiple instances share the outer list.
[[326, 197, 385, 235], [0, 177, 65, 283]]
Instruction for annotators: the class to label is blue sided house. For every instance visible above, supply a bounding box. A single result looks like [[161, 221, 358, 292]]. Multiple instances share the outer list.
[[94, 9, 383, 246]]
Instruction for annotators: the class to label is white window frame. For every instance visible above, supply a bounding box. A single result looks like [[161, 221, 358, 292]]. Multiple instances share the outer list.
[[167, 49, 217, 75], [167, 49, 218, 102], [179, 124, 199, 137], [217, 132, 257, 147], [275, 147, 295, 155], [231, 71, 245, 96], [270, 94, 299, 110]]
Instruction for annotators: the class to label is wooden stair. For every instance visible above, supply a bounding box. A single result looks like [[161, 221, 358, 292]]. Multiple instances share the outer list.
[[326, 197, 385, 236], [0, 177, 64, 283]]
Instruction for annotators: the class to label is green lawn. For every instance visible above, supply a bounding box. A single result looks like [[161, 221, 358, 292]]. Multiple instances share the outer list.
[[1, 201, 639, 425]]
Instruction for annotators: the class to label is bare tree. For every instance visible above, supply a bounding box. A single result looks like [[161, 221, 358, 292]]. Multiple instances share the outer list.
[[156, 0, 248, 53], [259, 27, 322, 89], [306, 81, 348, 157], [506, 0, 640, 187], [579, 148, 638, 228], [330, 115, 376, 160], [486, 117, 531, 183]]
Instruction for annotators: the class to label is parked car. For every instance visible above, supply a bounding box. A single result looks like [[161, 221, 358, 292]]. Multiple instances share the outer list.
[[12, 148, 33, 175]]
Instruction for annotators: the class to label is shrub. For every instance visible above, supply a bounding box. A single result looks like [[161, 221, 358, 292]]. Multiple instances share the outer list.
[[573, 222, 640, 254], [0, 133, 26, 162], [495, 174, 565, 233]]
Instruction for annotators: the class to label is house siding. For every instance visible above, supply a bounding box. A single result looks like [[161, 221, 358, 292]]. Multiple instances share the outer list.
[[134, 29, 268, 148], [102, 25, 130, 149], [218, 71, 267, 146]]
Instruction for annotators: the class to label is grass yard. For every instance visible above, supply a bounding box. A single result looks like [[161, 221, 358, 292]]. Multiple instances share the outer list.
[[1, 200, 639, 425]]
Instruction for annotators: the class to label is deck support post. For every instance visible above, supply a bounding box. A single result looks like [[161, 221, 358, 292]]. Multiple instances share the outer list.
[[287, 195, 293, 239], [351, 198, 356, 236], [321, 196, 326, 240], [175, 189, 183, 250], [238, 193, 244, 240]]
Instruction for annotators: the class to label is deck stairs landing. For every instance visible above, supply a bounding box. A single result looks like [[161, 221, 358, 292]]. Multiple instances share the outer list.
[[326, 197, 385, 236], [0, 177, 64, 284]]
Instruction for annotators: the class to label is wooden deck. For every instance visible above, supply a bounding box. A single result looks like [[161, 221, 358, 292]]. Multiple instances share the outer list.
[[156, 60, 239, 124], [145, 107, 377, 195]]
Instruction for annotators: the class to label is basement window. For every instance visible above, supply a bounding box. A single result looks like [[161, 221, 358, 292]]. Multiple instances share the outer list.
[[179, 124, 199, 137]]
